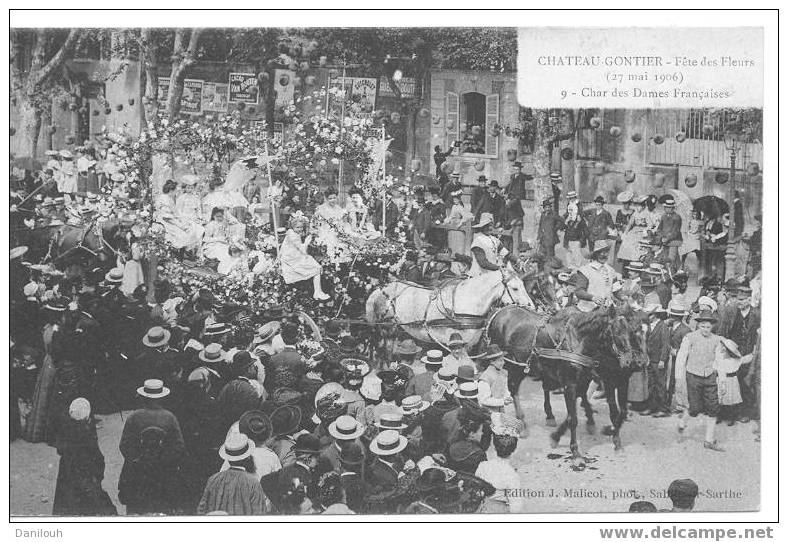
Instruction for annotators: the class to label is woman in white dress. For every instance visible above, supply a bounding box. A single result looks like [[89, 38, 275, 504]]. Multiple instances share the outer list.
[[314, 187, 349, 257], [266, 178, 285, 229], [345, 187, 370, 233], [279, 215, 330, 301], [617, 195, 651, 263], [156, 180, 204, 251], [202, 207, 233, 266]]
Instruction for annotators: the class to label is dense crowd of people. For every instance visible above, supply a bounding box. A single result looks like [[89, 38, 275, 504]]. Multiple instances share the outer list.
[[9, 141, 764, 516]]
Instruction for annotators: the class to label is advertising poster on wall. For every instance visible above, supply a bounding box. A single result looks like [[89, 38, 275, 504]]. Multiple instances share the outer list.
[[228, 72, 259, 103], [201, 82, 229, 112]]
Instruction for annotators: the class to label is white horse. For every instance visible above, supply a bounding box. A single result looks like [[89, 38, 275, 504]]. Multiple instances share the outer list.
[[365, 266, 534, 350]]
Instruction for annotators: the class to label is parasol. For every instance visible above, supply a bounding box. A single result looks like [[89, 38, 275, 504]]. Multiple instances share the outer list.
[[693, 195, 729, 219]]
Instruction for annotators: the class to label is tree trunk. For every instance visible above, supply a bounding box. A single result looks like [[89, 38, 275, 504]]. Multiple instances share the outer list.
[[166, 28, 203, 120], [18, 99, 43, 159], [139, 29, 160, 127]]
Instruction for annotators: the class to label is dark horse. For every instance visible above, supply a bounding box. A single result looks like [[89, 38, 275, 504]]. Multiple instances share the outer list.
[[488, 304, 646, 459], [14, 219, 132, 275]]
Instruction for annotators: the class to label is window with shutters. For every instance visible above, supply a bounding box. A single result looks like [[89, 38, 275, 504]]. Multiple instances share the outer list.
[[453, 91, 500, 158], [445, 91, 459, 151]]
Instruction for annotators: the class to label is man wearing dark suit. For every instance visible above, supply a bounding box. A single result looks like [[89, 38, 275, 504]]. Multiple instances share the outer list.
[[471, 175, 489, 215], [265, 323, 306, 395], [505, 162, 530, 201], [474, 181, 506, 226], [260, 434, 321, 514], [717, 285, 760, 423], [585, 195, 615, 250], [537, 198, 565, 259], [655, 197, 683, 271], [643, 306, 672, 417], [666, 301, 692, 408]]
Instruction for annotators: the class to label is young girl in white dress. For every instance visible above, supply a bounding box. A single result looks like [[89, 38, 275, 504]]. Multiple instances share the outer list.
[[279, 215, 330, 300]]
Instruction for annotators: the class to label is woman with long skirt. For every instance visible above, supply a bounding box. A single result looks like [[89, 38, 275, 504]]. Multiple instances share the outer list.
[[23, 299, 67, 444]]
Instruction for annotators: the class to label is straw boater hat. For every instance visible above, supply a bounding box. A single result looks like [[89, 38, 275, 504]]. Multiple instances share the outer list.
[[10, 246, 28, 260], [625, 261, 646, 273], [645, 262, 666, 276], [633, 194, 648, 204], [142, 326, 171, 348], [137, 379, 170, 399], [663, 196, 676, 207], [104, 267, 124, 284], [433, 366, 457, 385], [644, 303, 668, 318], [68, 398, 91, 422], [549, 172, 562, 183], [199, 343, 226, 364], [422, 349, 444, 370], [203, 322, 230, 338], [401, 395, 430, 415], [720, 338, 741, 358], [472, 212, 494, 230], [328, 415, 365, 441], [393, 338, 422, 356], [667, 299, 689, 317], [566, 190, 578, 200], [59, 150, 74, 159], [447, 332, 465, 348], [253, 321, 281, 344], [219, 433, 254, 462], [375, 412, 408, 431], [617, 190, 634, 204], [370, 430, 408, 456], [454, 381, 480, 400], [590, 239, 614, 256]]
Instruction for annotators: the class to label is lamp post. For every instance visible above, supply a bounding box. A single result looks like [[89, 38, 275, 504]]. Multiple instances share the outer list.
[[723, 130, 741, 279]]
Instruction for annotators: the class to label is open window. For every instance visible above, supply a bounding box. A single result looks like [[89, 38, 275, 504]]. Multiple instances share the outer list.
[[445, 90, 499, 159]]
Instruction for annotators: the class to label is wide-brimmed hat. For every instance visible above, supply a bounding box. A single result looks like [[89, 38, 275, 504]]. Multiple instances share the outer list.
[[328, 415, 365, 440], [375, 412, 407, 431], [137, 378, 170, 399], [447, 332, 465, 348], [697, 296, 718, 313], [219, 433, 254, 462], [472, 212, 494, 229], [695, 310, 718, 324], [199, 343, 226, 364], [370, 430, 408, 456], [180, 174, 199, 186], [667, 300, 689, 317], [454, 381, 480, 400], [142, 326, 171, 348], [68, 397, 91, 422], [270, 404, 302, 436], [401, 395, 430, 415], [10, 246, 28, 260], [617, 190, 634, 204], [340, 358, 371, 379], [253, 321, 280, 344], [238, 410, 272, 443], [720, 338, 741, 358], [104, 267, 124, 284], [422, 349, 444, 369], [43, 299, 69, 312], [293, 433, 322, 455], [590, 239, 614, 256], [394, 338, 422, 356]]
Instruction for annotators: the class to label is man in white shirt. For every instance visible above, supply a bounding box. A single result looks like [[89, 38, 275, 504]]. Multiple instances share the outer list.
[[573, 240, 622, 312]]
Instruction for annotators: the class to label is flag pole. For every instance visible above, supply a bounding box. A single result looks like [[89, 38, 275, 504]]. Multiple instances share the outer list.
[[265, 139, 281, 263], [337, 61, 347, 200], [381, 122, 386, 239]]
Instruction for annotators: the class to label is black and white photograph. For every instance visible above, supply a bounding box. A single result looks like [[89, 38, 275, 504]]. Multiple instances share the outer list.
[[6, 10, 778, 527]]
